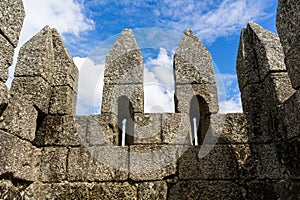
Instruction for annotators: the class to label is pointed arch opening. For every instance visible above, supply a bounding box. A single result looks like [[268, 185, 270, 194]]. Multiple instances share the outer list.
[[118, 95, 134, 145]]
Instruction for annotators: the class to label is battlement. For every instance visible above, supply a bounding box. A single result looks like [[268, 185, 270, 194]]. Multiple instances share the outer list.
[[0, 0, 299, 199]]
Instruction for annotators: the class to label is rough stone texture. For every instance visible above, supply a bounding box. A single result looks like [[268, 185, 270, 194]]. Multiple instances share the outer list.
[[0, 180, 22, 200], [174, 29, 216, 84], [0, 0, 25, 47], [175, 83, 218, 114], [0, 130, 41, 181], [39, 147, 68, 182], [49, 86, 77, 115], [102, 84, 144, 114], [205, 114, 249, 145], [168, 181, 243, 200], [237, 22, 287, 90], [0, 97, 37, 141], [11, 76, 52, 114], [68, 146, 128, 181], [161, 113, 191, 145], [129, 145, 182, 181], [35, 115, 81, 146], [134, 113, 162, 144], [178, 145, 239, 180], [14, 26, 54, 81], [23, 182, 89, 200], [137, 181, 167, 200], [75, 115, 89, 142], [89, 182, 137, 200], [86, 114, 118, 146], [0, 81, 9, 114], [280, 90, 300, 139], [104, 29, 143, 85], [0, 33, 14, 82], [277, 0, 300, 89]]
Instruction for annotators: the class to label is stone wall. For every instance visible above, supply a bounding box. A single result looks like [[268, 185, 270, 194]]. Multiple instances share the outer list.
[[0, 0, 299, 199]]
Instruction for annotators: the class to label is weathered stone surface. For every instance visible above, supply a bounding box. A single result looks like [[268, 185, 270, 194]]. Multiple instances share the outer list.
[[86, 114, 118, 146], [14, 26, 54, 82], [75, 115, 89, 143], [0, 0, 25, 47], [129, 145, 182, 181], [89, 182, 137, 200], [237, 22, 287, 90], [178, 145, 239, 180], [35, 115, 80, 146], [68, 146, 128, 181], [174, 29, 215, 84], [102, 84, 144, 114], [0, 130, 41, 181], [39, 147, 68, 182], [137, 181, 167, 200], [277, 0, 300, 89], [241, 144, 286, 179], [205, 114, 249, 145], [104, 29, 143, 84], [49, 86, 77, 115], [11, 76, 52, 114], [175, 83, 218, 114], [134, 113, 162, 144], [51, 29, 79, 89], [0, 180, 22, 200], [0, 81, 9, 114], [0, 33, 14, 82], [161, 113, 191, 145], [0, 98, 37, 141], [169, 181, 243, 200], [24, 182, 89, 200]]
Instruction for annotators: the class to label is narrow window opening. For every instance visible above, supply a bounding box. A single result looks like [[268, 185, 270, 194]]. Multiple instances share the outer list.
[[118, 96, 134, 146]]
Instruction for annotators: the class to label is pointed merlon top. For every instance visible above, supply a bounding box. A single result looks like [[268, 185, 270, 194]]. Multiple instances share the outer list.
[[106, 28, 141, 65], [174, 28, 215, 84]]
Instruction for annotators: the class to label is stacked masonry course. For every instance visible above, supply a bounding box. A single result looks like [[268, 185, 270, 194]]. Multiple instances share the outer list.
[[0, 0, 299, 199]]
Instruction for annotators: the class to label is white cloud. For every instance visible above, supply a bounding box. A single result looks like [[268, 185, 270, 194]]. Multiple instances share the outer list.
[[73, 57, 104, 115]]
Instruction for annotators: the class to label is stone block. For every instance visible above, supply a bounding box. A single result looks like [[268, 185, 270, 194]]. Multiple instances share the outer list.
[[134, 113, 162, 144], [175, 83, 218, 114], [236, 22, 286, 90], [68, 146, 128, 182], [86, 114, 118, 146], [0, 97, 38, 141], [281, 90, 300, 139], [168, 181, 243, 200], [277, 0, 300, 89], [23, 182, 89, 200], [0, 81, 8, 114], [39, 147, 68, 182], [0, 33, 14, 81], [0, 180, 21, 200], [14, 26, 55, 83], [241, 144, 286, 179], [205, 114, 249, 144], [75, 115, 89, 143], [137, 181, 167, 200], [178, 145, 239, 180], [0, 0, 25, 47], [161, 113, 191, 145], [51, 29, 79, 90], [89, 182, 137, 200], [11, 76, 52, 114], [49, 86, 77, 115], [104, 50, 144, 84], [129, 145, 182, 181], [102, 84, 144, 114], [0, 130, 41, 181], [35, 115, 81, 147], [174, 29, 215, 84]]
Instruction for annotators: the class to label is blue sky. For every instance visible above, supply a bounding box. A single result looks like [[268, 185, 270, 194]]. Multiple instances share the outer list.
[[11, 0, 279, 115]]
